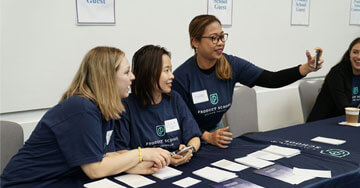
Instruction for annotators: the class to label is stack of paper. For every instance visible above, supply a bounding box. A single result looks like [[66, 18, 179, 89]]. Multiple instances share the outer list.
[[211, 159, 249, 171], [152, 166, 183, 180], [247, 150, 283, 161], [193, 166, 238, 183], [84, 178, 126, 188], [234, 156, 274, 169], [262, 145, 300, 158], [115, 174, 155, 188], [311, 136, 346, 145]]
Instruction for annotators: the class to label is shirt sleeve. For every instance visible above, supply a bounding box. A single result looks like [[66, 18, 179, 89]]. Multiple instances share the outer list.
[[51, 111, 104, 167], [114, 103, 132, 151], [254, 65, 305, 88], [229, 55, 264, 87], [174, 92, 202, 144]]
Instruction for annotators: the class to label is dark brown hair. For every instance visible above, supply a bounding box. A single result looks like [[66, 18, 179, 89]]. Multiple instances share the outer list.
[[189, 14, 232, 80], [131, 45, 171, 107], [339, 37, 360, 67]]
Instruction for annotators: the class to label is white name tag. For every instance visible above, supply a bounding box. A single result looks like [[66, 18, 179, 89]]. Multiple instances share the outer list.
[[192, 90, 209, 104], [164, 118, 180, 133], [106, 130, 113, 145]]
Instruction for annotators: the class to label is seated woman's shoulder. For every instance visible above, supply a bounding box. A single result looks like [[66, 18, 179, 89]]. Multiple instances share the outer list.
[[58, 95, 98, 113]]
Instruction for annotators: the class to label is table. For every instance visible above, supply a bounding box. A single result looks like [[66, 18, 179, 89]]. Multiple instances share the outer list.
[[107, 116, 360, 187]]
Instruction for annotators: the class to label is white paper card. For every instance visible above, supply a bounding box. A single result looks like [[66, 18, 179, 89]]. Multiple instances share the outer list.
[[263, 145, 300, 158], [311, 136, 346, 145], [106, 130, 113, 145], [115, 174, 155, 188], [291, 0, 310, 25], [350, 0, 360, 25], [76, 0, 115, 25], [193, 166, 238, 183], [207, 0, 233, 26], [152, 166, 182, 180], [234, 156, 274, 169], [192, 90, 209, 104], [248, 150, 283, 161], [164, 118, 180, 133], [172, 177, 201, 188], [293, 167, 332, 178], [84, 178, 125, 188], [211, 159, 249, 171]]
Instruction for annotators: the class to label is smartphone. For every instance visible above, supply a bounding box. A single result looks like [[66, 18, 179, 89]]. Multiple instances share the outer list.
[[314, 48, 320, 69], [170, 145, 194, 156]]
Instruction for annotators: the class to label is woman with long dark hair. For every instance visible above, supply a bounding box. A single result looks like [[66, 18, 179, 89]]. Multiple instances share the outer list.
[[308, 38, 360, 122]]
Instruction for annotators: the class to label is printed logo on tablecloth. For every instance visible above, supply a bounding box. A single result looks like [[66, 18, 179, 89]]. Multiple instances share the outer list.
[[320, 149, 350, 158]]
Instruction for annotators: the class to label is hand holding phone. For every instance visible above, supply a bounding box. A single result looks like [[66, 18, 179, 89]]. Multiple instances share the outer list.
[[170, 145, 194, 156], [314, 48, 320, 69]]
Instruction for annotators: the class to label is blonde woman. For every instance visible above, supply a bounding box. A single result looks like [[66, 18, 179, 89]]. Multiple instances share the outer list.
[[1, 47, 171, 188]]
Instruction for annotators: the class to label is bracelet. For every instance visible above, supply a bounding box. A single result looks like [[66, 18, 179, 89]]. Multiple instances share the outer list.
[[138, 147, 143, 162]]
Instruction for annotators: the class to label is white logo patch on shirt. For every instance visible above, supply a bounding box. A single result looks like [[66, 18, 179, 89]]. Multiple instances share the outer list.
[[106, 130, 113, 145], [192, 90, 209, 104], [164, 118, 180, 133]]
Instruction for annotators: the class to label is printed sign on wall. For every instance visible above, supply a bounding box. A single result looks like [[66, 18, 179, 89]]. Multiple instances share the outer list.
[[76, 0, 115, 25], [291, 0, 310, 26], [350, 0, 360, 25], [207, 0, 233, 26]]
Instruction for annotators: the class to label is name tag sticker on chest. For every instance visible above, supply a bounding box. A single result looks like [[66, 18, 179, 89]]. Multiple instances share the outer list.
[[192, 90, 209, 104], [106, 130, 113, 145], [164, 118, 180, 133]]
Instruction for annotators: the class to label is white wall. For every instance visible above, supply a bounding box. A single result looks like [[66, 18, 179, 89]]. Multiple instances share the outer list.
[[1, 0, 359, 113], [0, 0, 359, 140]]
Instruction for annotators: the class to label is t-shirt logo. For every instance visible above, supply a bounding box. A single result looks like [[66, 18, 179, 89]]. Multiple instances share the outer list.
[[209, 93, 219, 105], [353, 87, 359, 95], [156, 125, 166, 137]]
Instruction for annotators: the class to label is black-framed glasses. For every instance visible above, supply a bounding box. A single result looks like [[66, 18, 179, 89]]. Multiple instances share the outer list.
[[201, 33, 228, 44]]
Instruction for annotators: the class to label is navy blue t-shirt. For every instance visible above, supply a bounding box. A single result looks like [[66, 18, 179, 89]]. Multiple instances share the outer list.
[[1, 95, 116, 188], [173, 53, 263, 131], [114, 91, 202, 152], [352, 75, 360, 106]]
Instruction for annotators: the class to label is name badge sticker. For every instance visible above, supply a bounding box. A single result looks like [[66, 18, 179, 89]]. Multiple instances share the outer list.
[[192, 90, 209, 104], [106, 130, 113, 145], [164, 118, 180, 133]]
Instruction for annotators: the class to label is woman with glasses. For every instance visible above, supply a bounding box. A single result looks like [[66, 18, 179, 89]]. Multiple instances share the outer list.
[[115, 45, 201, 167], [1, 47, 171, 188], [172, 14, 324, 148]]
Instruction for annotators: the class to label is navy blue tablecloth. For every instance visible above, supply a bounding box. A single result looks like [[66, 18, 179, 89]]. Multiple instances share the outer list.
[[107, 116, 360, 188]]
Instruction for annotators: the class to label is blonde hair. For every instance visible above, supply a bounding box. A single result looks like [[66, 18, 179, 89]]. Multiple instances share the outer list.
[[60, 46, 125, 120], [189, 14, 232, 80]]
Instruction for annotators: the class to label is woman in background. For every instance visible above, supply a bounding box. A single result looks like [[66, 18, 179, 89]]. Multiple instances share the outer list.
[[173, 14, 323, 148], [1, 47, 170, 188], [307, 37, 360, 122], [115, 45, 201, 167]]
